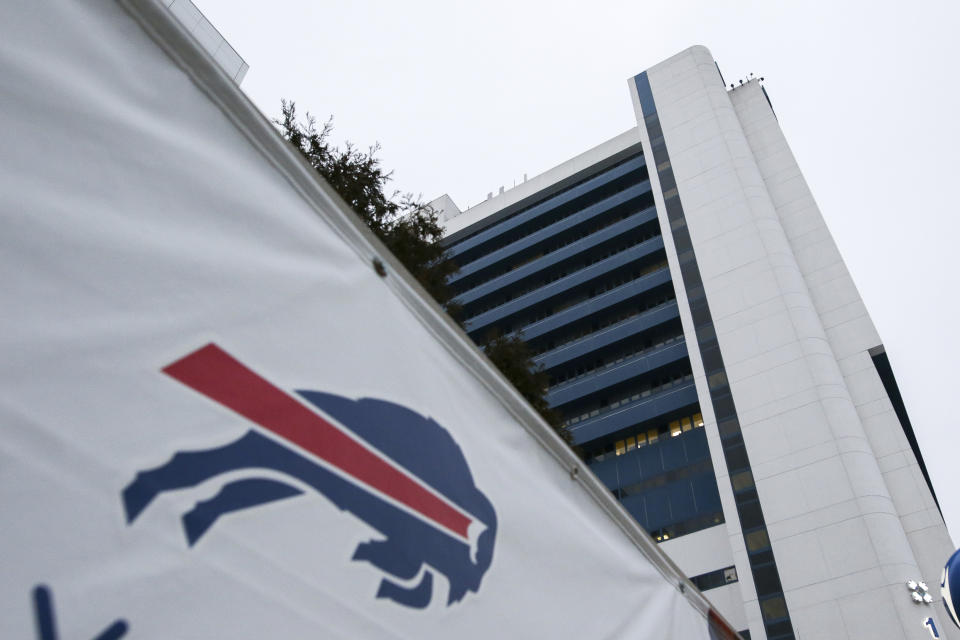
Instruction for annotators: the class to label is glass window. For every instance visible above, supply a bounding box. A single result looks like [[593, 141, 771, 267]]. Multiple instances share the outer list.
[[725, 444, 750, 472], [753, 564, 782, 596], [745, 529, 770, 552], [750, 550, 774, 567], [696, 324, 717, 344], [738, 501, 764, 530], [648, 429, 659, 444], [681, 417, 692, 432], [712, 393, 736, 420], [694, 413, 704, 428], [636, 432, 647, 447], [723, 566, 738, 583], [669, 420, 681, 437], [764, 620, 792, 638], [694, 342, 723, 373], [715, 417, 736, 436], [731, 470, 755, 492], [708, 371, 728, 390], [760, 596, 788, 621], [626, 436, 636, 452], [615, 440, 626, 456], [734, 486, 757, 505]]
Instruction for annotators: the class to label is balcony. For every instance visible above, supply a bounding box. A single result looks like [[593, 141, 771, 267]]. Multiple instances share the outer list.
[[448, 154, 647, 261], [509, 267, 673, 343], [455, 207, 658, 306], [464, 236, 665, 336], [547, 340, 689, 408], [534, 300, 680, 370], [568, 382, 699, 445]]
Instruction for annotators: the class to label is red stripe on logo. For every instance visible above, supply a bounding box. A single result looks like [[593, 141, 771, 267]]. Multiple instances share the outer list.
[[163, 343, 472, 540]]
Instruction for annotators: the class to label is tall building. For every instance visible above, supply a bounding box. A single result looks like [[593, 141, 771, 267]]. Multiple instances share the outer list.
[[432, 46, 955, 640]]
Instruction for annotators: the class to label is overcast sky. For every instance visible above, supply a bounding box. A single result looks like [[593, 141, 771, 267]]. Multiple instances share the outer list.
[[194, 0, 960, 543]]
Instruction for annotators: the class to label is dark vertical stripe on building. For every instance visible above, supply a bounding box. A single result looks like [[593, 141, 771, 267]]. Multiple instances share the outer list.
[[869, 345, 941, 514], [634, 71, 796, 640]]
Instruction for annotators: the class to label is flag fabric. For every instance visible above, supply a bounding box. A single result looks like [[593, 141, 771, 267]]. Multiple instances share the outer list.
[[0, 1, 721, 637]]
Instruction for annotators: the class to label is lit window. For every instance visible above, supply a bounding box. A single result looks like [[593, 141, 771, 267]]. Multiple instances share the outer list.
[[637, 432, 647, 447], [670, 421, 681, 437], [648, 428, 659, 444], [626, 436, 636, 452], [615, 440, 626, 456], [694, 412, 704, 428], [681, 417, 692, 432]]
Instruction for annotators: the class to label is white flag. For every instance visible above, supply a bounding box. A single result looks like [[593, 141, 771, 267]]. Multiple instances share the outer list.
[[0, 1, 731, 637]]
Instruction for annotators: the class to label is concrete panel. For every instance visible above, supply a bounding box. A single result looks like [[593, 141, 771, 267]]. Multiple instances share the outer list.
[[659, 524, 735, 577], [772, 531, 830, 592]]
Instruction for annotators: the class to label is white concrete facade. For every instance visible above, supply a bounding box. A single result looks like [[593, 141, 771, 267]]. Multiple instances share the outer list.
[[435, 128, 643, 235], [434, 46, 954, 640], [640, 46, 956, 640]]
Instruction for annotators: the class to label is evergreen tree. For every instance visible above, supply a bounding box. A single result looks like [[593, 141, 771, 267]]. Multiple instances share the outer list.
[[276, 101, 569, 442], [275, 101, 461, 320], [480, 331, 569, 443]]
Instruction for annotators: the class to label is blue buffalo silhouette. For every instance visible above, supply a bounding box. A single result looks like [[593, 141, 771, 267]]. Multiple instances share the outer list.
[[122, 391, 497, 608]]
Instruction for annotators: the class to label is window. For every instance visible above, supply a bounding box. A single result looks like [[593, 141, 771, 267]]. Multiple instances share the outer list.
[[731, 470, 755, 492], [744, 529, 770, 552], [717, 417, 739, 438], [760, 596, 788, 622], [708, 371, 728, 390], [725, 444, 750, 472], [753, 564, 782, 596], [738, 501, 764, 531], [689, 565, 738, 592]]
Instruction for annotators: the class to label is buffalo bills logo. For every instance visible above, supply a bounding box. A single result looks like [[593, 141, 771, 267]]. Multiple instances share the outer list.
[[121, 344, 497, 609]]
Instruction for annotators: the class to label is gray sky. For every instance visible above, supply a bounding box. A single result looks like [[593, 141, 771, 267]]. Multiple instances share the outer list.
[[194, 0, 960, 543]]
